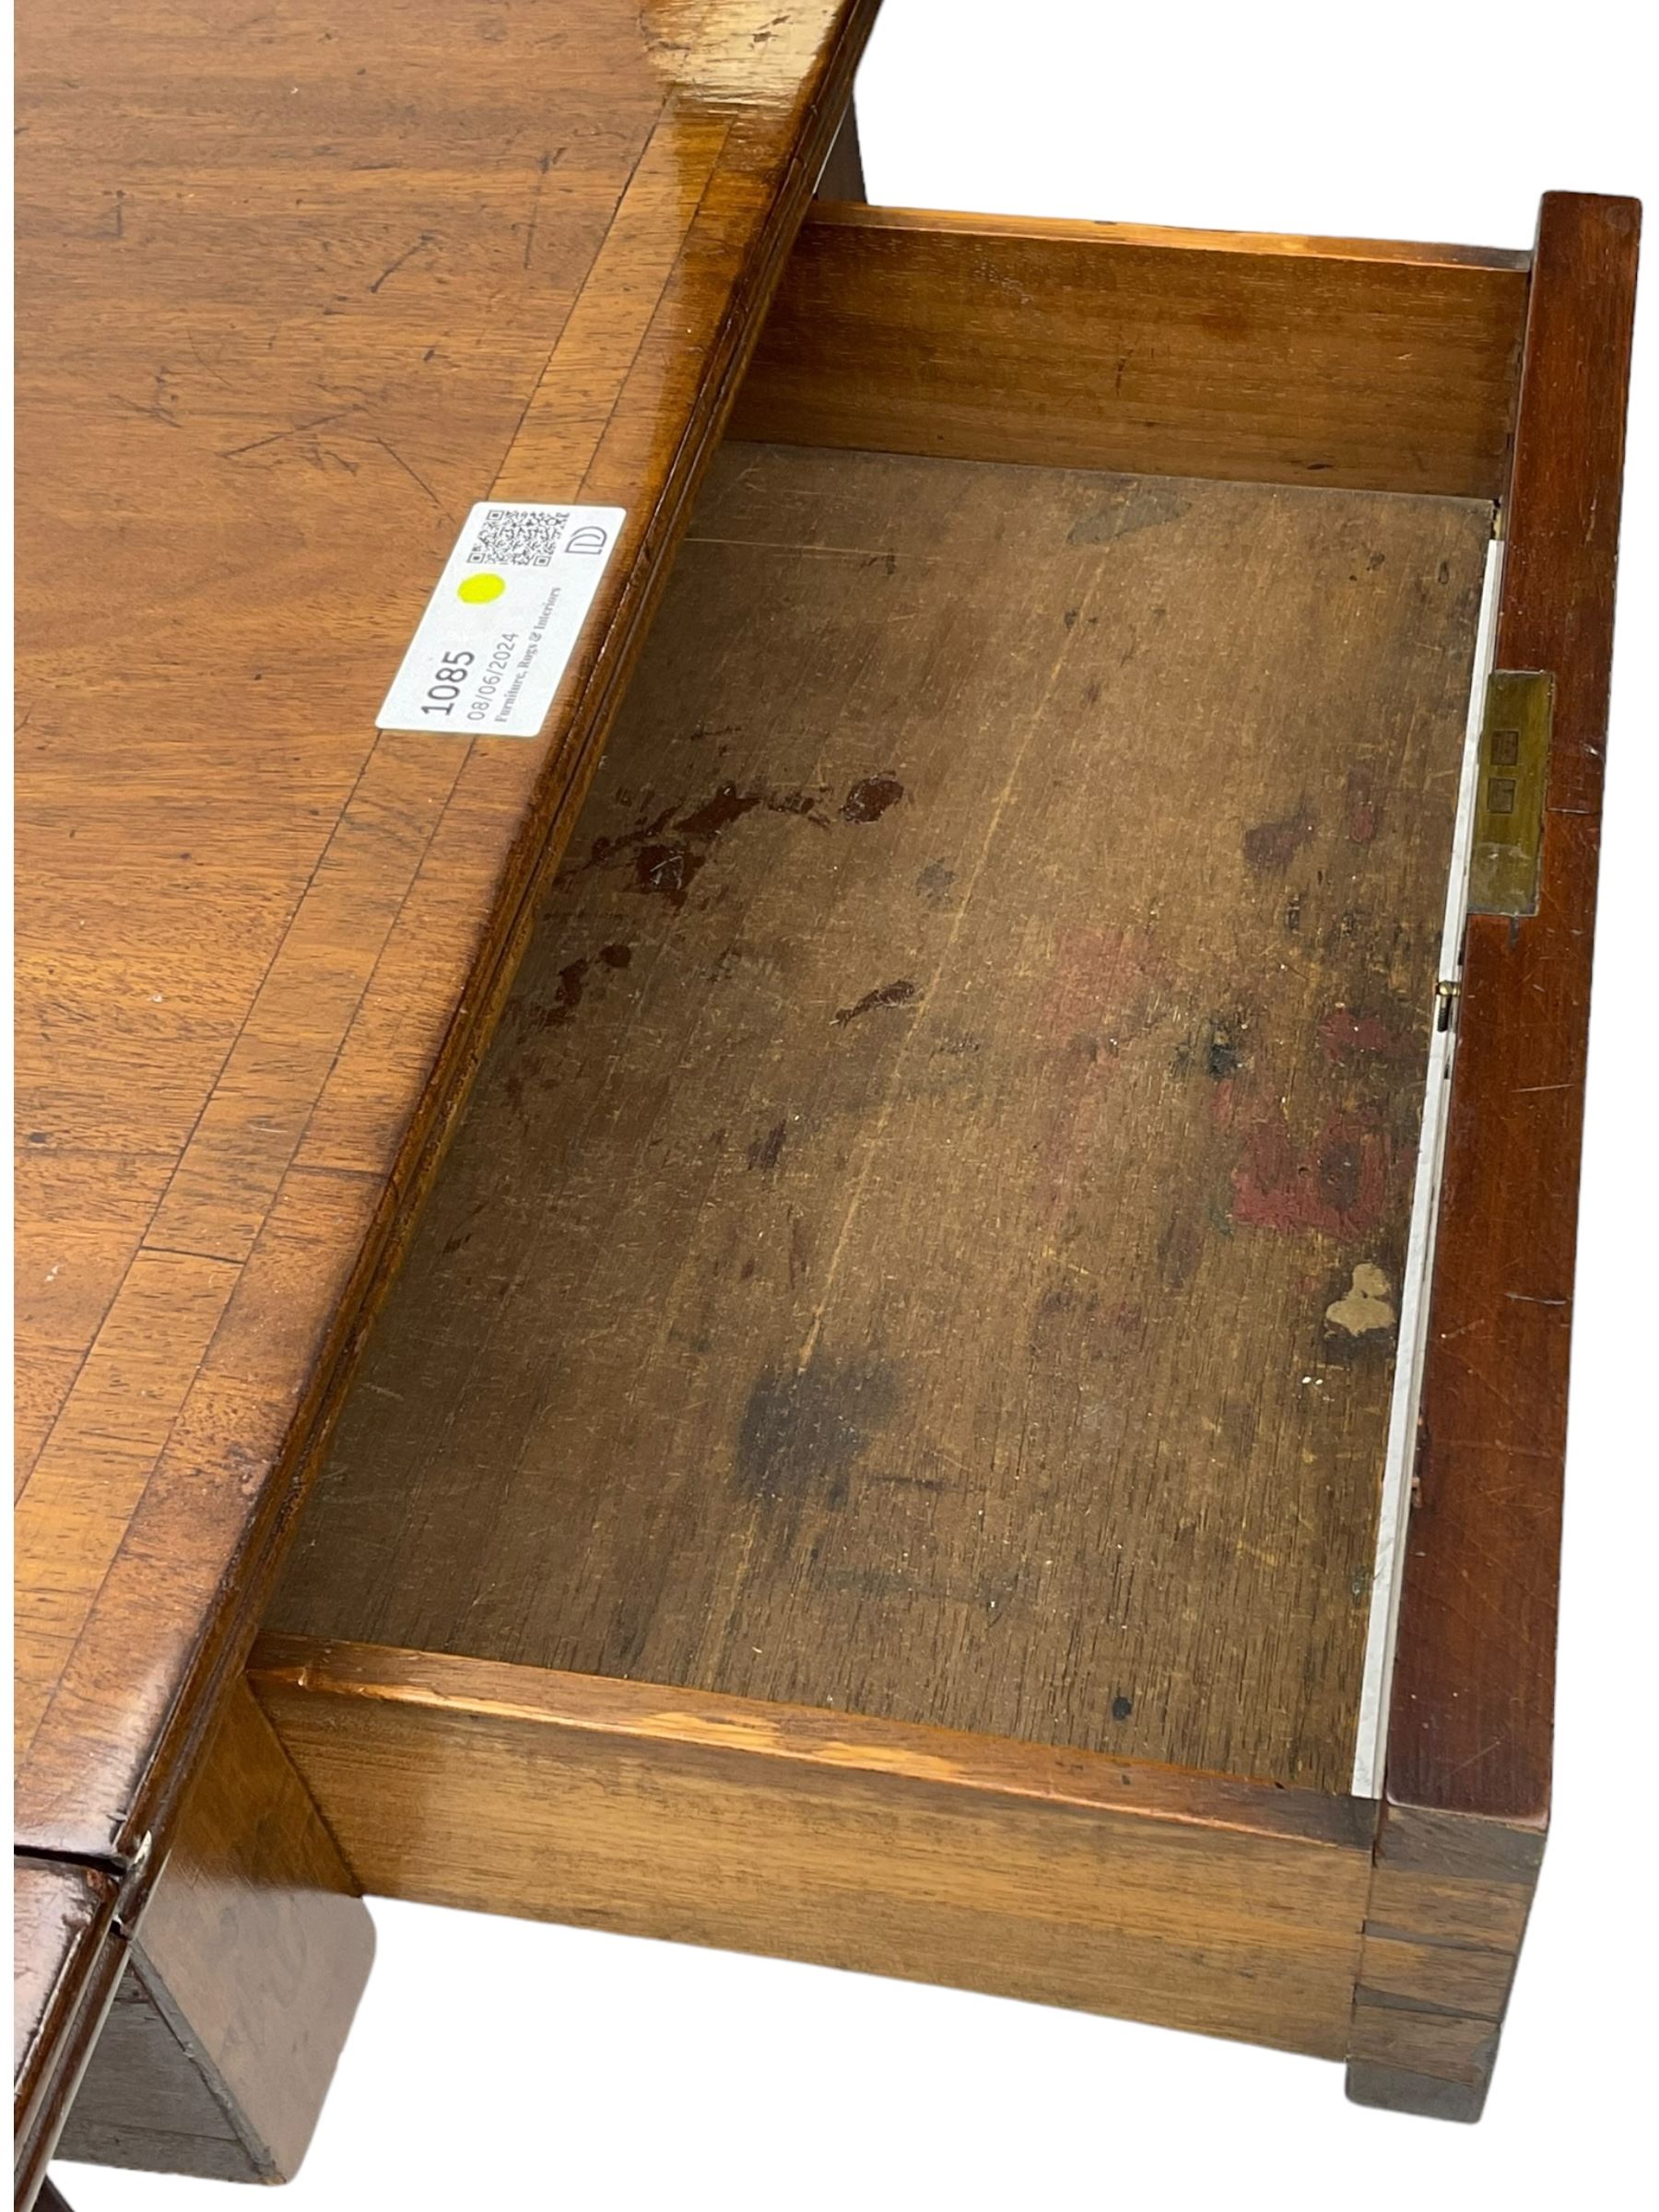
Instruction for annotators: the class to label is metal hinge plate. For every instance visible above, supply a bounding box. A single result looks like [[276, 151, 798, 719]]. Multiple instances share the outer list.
[[1468, 669, 1553, 918]]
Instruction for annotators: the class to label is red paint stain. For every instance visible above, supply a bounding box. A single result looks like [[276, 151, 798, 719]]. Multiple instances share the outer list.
[[1320, 1006, 1413, 1062], [1231, 1110, 1391, 1239], [1041, 924, 1164, 1045], [1241, 799, 1316, 873], [1345, 767, 1381, 845], [1036, 927, 1168, 1233]]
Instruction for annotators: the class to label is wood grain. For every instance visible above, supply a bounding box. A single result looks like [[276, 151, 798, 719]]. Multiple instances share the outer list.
[[730, 206, 1527, 495], [15, 0, 876, 2163], [1385, 191, 1641, 1822], [15, 0, 876, 1857], [13, 1863, 120, 2211], [63, 1969, 253, 2182], [272, 445, 1490, 1792], [1347, 1804, 1540, 2121], [1348, 189, 1641, 2124], [59, 1679, 374, 2182], [251, 1635, 1371, 2061]]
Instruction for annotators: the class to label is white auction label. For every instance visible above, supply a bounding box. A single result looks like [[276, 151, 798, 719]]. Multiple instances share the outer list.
[[376, 501, 625, 739]]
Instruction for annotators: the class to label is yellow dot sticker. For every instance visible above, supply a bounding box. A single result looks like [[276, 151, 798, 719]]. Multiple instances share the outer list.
[[457, 571, 506, 605]]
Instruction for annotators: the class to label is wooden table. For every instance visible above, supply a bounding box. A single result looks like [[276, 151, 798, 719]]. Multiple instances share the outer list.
[[14, 5, 1640, 2200], [14, 3, 873, 2196]]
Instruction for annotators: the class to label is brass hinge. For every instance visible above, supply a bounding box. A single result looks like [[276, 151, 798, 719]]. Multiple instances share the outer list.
[[1468, 669, 1552, 918]]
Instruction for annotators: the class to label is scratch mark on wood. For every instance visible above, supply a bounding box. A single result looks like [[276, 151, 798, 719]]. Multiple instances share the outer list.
[[522, 147, 565, 269], [367, 230, 434, 295]]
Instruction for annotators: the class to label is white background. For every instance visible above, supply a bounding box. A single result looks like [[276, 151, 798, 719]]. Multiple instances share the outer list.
[[60, 2, 1656, 2206]]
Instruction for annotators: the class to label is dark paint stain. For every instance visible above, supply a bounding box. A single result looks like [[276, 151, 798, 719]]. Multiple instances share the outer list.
[[747, 1120, 788, 1172], [512, 954, 595, 1030], [677, 782, 764, 840], [915, 858, 957, 907], [590, 804, 673, 868], [587, 782, 827, 906], [1345, 767, 1380, 845], [1205, 1018, 1243, 1080], [1172, 1012, 1248, 1085], [765, 788, 823, 820], [1321, 1304, 1399, 1369], [1036, 1281, 1087, 1323], [1242, 798, 1316, 874], [735, 1354, 900, 1514], [550, 959, 588, 1020], [841, 773, 905, 824], [634, 842, 700, 903], [1112, 1694, 1134, 1723], [1068, 482, 1191, 545], [834, 978, 919, 1027], [599, 942, 631, 969], [1157, 1210, 1203, 1293]]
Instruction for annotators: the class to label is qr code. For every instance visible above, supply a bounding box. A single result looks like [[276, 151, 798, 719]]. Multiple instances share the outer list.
[[466, 507, 561, 567]]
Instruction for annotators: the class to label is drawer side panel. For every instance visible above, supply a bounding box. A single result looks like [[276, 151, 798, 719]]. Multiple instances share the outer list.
[[253, 1640, 1371, 2063]]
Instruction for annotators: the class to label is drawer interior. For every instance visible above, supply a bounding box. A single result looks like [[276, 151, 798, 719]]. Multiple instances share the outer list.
[[268, 241, 1497, 1801]]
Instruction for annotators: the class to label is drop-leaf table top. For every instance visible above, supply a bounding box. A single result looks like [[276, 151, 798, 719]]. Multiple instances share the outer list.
[[13, 0, 874, 2161]]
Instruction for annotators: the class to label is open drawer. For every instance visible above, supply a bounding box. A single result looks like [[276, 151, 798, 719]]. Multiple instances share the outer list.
[[251, 194, 1638, 2123]]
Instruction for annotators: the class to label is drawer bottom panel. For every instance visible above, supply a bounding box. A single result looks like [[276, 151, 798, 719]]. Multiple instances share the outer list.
[[271, 442, 1493, 1803]]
